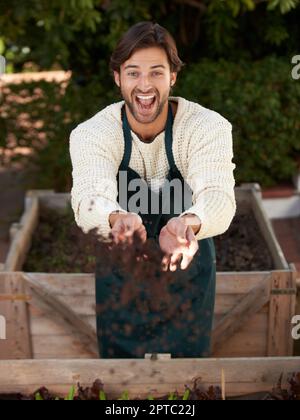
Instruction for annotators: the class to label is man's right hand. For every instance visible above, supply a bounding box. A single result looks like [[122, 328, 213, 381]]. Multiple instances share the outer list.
[[109, 212, 147, 245]]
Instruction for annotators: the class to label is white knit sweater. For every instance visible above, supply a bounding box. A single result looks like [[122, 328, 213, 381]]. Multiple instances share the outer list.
[[69, 96, 237, 241]]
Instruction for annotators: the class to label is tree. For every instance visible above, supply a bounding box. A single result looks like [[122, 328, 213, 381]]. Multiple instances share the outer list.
[[0, 0, 299, 75]]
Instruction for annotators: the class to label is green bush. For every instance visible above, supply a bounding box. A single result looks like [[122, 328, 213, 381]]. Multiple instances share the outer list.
[[175, 56, 300, 187], [1, 56, 299, 191], [0, 77, 114, 191]]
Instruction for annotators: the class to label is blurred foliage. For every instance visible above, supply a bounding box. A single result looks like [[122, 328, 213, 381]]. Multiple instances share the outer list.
[[1, 0, 300, 74], [0, 0, 300, 190], [0, 78, 109, 191], [175, 56, 300, 187]]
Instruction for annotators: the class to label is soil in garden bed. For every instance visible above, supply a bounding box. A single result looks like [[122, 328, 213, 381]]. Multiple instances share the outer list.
[[23, 205, 274, 273], [0, 373, 299, 400], [214, 210, 274, 271]]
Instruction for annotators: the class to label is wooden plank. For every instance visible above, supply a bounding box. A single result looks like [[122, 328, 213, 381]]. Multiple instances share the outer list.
[[32, 336, 96, 359], [45, 295, 95, 316], [39, 192, 70, 213], [23, 273, 98, 356], [214, 310, 269, 358], [24, 273, 95, 296], [216, 272, 273, 294], [0, 358, 299, 398], [4, 196, 39, 271], [30, 315, 96, 336], [26, 272, 274, 295], [24, 274, 269, 318], [213, 334, 267, 358], [234, 187, 253, 209], [212, 274, 271, 351], [213, 326, 268, 358], [0, 273, 32, 359], [251, 189, 289, 270], [29, 307, 97, 359], [24, 273, 271, 316], [215, 294, 261, 316], [267, 269, 297, 357], [214, 312, 268, 335], [31, 314, 268, 359]]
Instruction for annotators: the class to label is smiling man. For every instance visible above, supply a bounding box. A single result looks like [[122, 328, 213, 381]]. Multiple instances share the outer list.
[[70, 22, 237, 359]]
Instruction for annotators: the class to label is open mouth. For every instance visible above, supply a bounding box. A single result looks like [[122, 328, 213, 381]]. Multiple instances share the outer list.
[[135, 94, 157, 114]]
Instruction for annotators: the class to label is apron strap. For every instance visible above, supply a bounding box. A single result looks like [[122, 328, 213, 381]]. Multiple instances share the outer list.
[[120, 106, 133, 171], [164, 102, 178, 172]]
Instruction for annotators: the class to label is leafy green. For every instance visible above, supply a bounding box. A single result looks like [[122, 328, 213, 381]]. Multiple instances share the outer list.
[[65, 385, 76, 401], [99, 390, 107, 400]]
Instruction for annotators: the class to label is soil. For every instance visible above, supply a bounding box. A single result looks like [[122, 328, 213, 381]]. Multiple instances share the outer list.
[[214, 211, 274, 271], [23, 205, 97, 273], [23, 205, 274, 273]]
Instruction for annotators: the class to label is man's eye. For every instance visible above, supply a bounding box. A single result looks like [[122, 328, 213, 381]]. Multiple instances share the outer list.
[[152, 72, 163, 77], [128, 72, 138, 77]]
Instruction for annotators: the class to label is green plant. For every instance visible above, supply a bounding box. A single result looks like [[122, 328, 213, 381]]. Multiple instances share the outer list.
[[65, 385, 76, 401], [118, 390, 130, 400], [35, 392, 43, 401], [182, 389, 190, 400], [99, 390, 107, 400]]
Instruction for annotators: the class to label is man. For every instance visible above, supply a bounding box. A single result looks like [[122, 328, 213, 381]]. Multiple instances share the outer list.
[[70, 21, 236, 358]]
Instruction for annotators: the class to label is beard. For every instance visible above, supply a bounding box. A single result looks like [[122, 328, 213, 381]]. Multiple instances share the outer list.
[[119, 82, 172, 124]]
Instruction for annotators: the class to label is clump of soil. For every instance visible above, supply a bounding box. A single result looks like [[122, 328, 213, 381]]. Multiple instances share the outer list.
[[24, 205, 274, 273], [0, 373, 299, 400]]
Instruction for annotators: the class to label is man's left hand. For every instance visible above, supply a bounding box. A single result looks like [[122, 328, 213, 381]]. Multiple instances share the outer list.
[[159, 215, 201, 272]]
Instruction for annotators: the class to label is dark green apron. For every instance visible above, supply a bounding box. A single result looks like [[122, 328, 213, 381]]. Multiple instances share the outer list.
[[95, 102, 216, 358]]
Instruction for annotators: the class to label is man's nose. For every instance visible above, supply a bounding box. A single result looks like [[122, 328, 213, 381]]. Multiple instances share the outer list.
[[137, 75, 152, 91]]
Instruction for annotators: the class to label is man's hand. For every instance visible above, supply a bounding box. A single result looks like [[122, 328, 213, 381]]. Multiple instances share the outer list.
[[109, 212, 147, 245], [159, 215, 201, 272]]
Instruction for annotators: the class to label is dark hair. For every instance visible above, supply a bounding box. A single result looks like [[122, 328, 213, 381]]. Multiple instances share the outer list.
[[110, 21, 185, 75]]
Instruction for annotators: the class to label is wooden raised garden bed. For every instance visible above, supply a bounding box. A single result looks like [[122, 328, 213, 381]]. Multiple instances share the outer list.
[[0, 269, 297, 359]]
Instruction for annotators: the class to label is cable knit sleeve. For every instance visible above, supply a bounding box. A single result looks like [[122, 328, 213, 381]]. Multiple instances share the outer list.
[[180, 116, 237, 241], [69, 126, 127, 239]]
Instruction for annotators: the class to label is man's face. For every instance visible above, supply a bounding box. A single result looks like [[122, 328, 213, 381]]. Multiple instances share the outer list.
[[114, 47, 177, 124]]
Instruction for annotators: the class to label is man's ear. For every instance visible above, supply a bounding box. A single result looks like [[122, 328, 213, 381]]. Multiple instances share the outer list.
[[171, 72, 177, 87], [114, 71, 121, 88]]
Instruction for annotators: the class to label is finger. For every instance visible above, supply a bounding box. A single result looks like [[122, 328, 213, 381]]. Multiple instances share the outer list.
[[161, 255, 170, 272], [112, 227, 130, 245], [124, 223, 134, 236], [169, 253, 182, 272], [112, 220, 125, 237], [180, 253, 193, 270], [131, 213, 143, 229], [186, 228, 199, 255], [111, 229, 120, 244], [119, 221, 137, 244], [137, 225, 147, 243]]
